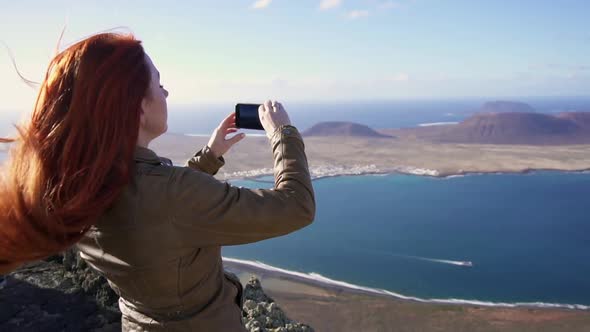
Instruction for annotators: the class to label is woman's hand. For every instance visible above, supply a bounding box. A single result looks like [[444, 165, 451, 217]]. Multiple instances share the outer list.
[[259, 100, 291, 139], [207, 113, 246, 158]]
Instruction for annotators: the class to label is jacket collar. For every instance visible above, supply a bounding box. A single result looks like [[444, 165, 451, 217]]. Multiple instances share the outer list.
[[134, 146, 162, 165]]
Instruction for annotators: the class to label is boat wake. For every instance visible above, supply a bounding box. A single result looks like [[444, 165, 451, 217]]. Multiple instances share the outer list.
[[405, 255, 473, 267], [359, 249, 474, 267]]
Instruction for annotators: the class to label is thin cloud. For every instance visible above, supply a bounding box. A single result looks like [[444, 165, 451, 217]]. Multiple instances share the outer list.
[[384, 73, 410, 82], [319, 0, 342, 10], [347, 10, 370, 19], [251, 0, 272, 9], [379, 1, 400, 9], [528, 63, 590, 72]]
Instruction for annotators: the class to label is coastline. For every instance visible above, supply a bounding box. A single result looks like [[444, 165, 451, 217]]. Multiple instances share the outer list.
[[222, 164, 590, 183], [150, 132, 590, 183], [224, 256, 590, 331], [222, 257, 590, 311]]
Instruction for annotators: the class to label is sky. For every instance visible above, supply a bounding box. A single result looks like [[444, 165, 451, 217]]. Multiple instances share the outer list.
[[0, 0, 589, 114]]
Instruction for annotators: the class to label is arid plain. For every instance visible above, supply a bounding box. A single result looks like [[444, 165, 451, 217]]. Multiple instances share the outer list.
[[151, 133, 590, 180]]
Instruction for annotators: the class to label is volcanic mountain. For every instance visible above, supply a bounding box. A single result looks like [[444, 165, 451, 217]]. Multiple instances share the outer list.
[[302, 122, 393, 138], [479, 101, 536, 114], [431, 112, 590, 144], [380, 101, 590, 145]]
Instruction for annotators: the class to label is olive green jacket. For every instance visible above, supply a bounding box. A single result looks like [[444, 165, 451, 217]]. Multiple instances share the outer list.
[[76, 126, 315, 331]]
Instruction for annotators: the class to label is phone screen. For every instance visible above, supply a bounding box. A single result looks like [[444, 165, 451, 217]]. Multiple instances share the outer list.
[[235, 103, 264, 130]]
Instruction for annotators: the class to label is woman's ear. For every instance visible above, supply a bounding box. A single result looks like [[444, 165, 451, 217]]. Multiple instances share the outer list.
[[138, 104, 146, 127], [140, 97, 148, 114]]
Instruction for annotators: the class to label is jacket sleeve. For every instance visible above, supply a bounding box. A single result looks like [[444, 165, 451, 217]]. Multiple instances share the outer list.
[[169, 126, 316, 247], [184, 145, 225, 175]]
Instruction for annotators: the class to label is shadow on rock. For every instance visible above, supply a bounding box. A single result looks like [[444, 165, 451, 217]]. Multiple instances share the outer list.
[[0, 261, 121, 332]]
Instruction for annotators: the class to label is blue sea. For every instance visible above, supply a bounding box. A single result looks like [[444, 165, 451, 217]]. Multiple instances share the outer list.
[[223, 172, 590, 309]]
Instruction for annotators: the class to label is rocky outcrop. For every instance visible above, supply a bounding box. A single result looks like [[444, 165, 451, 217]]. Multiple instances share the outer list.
[[0, 250, 313, 332], [242, 277, 313, 332], [0, 255, 121, 332]]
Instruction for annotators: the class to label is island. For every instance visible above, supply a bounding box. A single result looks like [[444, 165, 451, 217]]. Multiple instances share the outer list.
[[152, 114, 590, 181]]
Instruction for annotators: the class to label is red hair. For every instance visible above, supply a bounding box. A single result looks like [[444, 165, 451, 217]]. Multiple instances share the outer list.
[[0, 33, 150, 274]]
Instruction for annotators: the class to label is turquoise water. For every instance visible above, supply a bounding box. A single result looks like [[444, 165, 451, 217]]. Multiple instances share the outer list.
[[223, 172, 590, 306]]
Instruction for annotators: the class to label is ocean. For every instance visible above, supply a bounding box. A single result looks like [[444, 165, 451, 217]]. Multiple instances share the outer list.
[[223, 172, 590, 309]]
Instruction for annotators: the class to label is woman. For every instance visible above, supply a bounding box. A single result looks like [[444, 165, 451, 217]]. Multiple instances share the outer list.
[[0, 33, 315, 331]]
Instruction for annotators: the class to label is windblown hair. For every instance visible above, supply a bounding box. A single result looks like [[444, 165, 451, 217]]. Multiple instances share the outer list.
[[0, 33, 150, 274]]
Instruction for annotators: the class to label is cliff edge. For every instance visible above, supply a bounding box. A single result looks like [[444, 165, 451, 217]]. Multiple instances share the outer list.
[[0, 250, 313, 332]]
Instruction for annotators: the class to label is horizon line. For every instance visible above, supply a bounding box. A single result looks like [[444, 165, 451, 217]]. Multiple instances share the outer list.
[[1, 95, 590, 114]]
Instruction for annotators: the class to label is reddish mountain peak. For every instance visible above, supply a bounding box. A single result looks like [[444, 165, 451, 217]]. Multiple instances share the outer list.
[[434, 111, 590, 144], [555, 112, 590, 128]]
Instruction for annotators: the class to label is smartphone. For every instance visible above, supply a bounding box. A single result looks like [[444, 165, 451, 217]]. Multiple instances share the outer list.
[[235, 103, 264, 130]]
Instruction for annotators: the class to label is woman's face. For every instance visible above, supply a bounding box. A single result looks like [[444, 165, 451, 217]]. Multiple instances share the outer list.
[[140, 54, 169, 140]]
